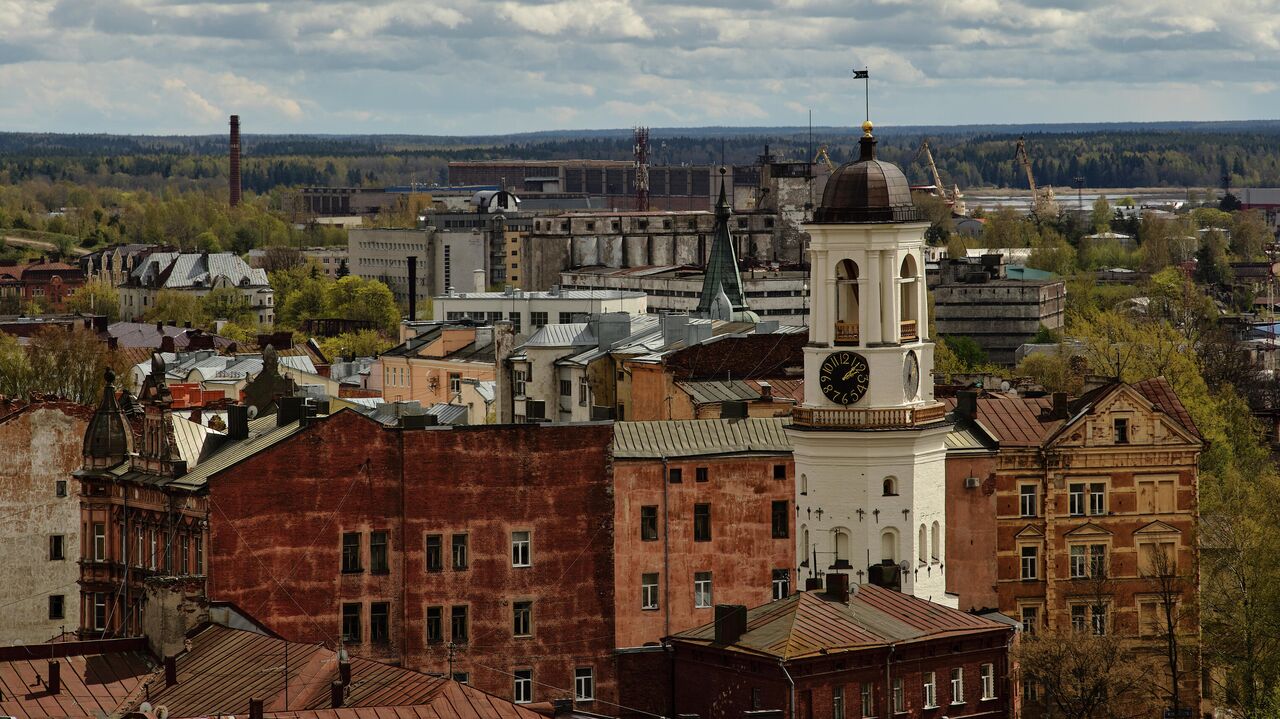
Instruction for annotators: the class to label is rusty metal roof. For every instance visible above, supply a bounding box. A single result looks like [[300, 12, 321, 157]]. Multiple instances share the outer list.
[[942, 394, 1055, 447], [0, 640, 155, 719], [672, 585, 1009, 661], [613, 417, 793, 459], [122, 624, 545, 719], [1131, 377, 1200, 438]]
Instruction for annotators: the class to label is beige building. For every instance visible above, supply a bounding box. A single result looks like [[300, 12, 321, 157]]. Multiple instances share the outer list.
[[247, 246, 349, 279], [436, 286, 647, 336], [560, 265, 808, 324], [377, 324, 500, 423], [348, 227, 487, 308], [118, 252, 274, 325], [0, 400, 89, 644]]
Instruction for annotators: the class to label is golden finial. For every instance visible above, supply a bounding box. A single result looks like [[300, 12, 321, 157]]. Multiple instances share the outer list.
[[861, 120, 874, 137]]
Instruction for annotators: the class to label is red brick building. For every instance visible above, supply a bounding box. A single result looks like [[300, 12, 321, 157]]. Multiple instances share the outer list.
[[668, 581, 1014, 719], [0, 258, 86, 311]]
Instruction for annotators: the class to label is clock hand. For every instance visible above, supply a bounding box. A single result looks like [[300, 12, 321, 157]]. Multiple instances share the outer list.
[[842, 366, 858, 381]]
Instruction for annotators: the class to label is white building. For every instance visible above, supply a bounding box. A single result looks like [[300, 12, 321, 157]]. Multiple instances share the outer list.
[[436, 281, 647, 336], [789, 122, 955, 607], [118, 252, 274, 325]]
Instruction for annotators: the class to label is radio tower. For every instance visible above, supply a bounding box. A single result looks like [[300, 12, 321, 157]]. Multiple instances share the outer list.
[[634, 126, 650, 211]]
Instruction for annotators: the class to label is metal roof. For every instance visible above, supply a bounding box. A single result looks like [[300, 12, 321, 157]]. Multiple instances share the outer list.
[[943, 420, 996, 453], [612, 417, 792, 459], [673, 585, 1009, 661], [169, 415, 304, 490], [0, 642, 154, 719], [676, 379, 764, 405], [436, 289, 645, 300], [170, 414, 226, 468], [425, 403, 470, 425], [517, 323, 595, 348]]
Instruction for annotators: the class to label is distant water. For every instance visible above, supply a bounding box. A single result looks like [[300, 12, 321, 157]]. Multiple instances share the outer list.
[[964, 190, 1197, 212]]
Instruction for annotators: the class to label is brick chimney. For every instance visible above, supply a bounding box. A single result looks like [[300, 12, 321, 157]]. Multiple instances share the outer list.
[[713, 604, 748, 645], [956, 389, 978, 420], [229, 115, 242, 208], [1052, 391, 1070, 420], [47, 660, 60, 694], [164, 656, 177, 686], [825, 572, 851, 603]]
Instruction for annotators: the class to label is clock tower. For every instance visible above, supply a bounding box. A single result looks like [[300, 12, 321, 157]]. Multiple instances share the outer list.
[[789, 121, 954, 605]]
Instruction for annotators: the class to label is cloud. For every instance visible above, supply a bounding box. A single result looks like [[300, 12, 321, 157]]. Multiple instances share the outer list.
[[0, 0, 1276, 133]]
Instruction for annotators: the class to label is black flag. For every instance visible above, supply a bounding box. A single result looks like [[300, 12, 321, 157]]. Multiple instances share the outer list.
[[853, 69, 869, 79]]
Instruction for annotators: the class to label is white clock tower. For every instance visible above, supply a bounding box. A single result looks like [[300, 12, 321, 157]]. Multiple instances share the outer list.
[[789, 121, 954, 606]]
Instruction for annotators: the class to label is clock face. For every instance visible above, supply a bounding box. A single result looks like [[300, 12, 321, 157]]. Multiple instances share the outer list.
[[903, 350, 920, 401], [819, 352, 870, 405]]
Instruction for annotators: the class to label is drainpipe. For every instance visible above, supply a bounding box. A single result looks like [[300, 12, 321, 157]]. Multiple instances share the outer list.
[[661, 455, 671, 636], [884, 643, 896, 717], [780, 660, 796, 719]]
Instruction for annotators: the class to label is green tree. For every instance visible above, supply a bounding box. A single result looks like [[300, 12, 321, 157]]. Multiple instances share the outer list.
[[1194, 230, 1231, 287], [319, 329, 393, 360], [981, 207, 1036, 247], [202, 286, 255, 325], [1090, 195, 1113, 234], [64, 279, 121, 322], [1027, 228, 1076, 275], [939, 335, 988, 369], [142, 290, 207, 327], [1231, 210, 1271, 261], [0, 332, 33, 398], [1015, 348, 1083, 395], [325, 276, 400, 334]]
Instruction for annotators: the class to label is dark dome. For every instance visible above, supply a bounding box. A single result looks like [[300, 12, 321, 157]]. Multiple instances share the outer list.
[[814, 123, 924, 224]]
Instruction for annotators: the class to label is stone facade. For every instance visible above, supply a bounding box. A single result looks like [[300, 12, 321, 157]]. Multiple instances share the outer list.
[[0, 401, 91, 644], [932, 279, 1066, 365]]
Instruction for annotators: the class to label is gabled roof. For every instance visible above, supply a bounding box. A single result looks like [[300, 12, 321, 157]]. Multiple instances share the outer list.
[[1135, 520, 1182, 535], [1131, 377, 1200, 438], [1064, 522, 1113, 537], [613, 417, 792, 459], [1015, 524, 1045, 538], [673, 586, 1008, 661], [0, 639, 155, 719]]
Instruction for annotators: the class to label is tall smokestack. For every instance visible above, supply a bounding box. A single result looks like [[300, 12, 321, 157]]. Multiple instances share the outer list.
[[407, 255, 418, 320], [229, 115, 242, 208]]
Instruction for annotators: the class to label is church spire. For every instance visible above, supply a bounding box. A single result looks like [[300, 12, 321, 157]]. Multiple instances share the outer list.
[[696, 168, 757, 322], [82, 368, 133, 471]]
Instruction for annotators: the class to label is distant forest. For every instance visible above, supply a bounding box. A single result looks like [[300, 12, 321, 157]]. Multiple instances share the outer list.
[[2, 120, 1279, 194]]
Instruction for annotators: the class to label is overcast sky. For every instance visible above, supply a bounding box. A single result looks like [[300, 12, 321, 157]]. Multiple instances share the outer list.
[[0, 0, 1276, 135]]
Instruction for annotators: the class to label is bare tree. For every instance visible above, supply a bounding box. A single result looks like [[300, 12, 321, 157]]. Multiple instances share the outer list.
[[1142, 543, 1192, 718], [259, 246, 304, 274]]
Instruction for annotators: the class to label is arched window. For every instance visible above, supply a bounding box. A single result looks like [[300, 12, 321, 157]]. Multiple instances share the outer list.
[[918, 525, 928, 563], [880, 528, 899, 564], [800, 473, 808, 496], [883, 477, 898, 496], [833, 529, 850, 564], [801, 524, 809, 565], [835, 259, 860, 345], [899, 253, 920, 334], [931, 521, 941, 562]]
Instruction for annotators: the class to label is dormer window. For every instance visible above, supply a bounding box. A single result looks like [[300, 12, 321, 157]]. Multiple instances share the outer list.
[[1114, 418, 1130, 444]]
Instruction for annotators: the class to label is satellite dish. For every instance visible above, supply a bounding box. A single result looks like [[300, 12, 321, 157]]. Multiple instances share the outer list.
[[246, 405, 259, 420], [155, 705, 169, 719], [1000, 380, 1011, 392], [139, 702, 153, 713]]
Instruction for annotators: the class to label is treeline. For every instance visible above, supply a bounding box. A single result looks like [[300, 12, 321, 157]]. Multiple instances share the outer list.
[[5, 123, 1280, 193]]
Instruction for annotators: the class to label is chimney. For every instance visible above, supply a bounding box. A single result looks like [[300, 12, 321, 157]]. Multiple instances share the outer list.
[[713, 604, 748, 645], [229, 115, 242, 208], [407, 255, 418, 321], [494, 321, 516, 424], [164, 656, 177, 687], [339, 655, 352, 686], [1052, 391, 1070, 420], [956, 389, 978, 420], [473, 268, 486, 293], [47, 660, 60, 694], [804, 577, 822, 591], [228, 404, 249, 439], [759, 381, 773, 401], [825, 572, 851, 603], [160, 335, 176, 354], [155, 321, 163, 333], [249, 698, 264, 719], [331, 680, 344, 708], [189, 408, 202, 425], [278, 396, 305, 427]]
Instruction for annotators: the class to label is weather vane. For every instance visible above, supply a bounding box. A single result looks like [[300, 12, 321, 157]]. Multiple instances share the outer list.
[[853, 67, 870, 126]]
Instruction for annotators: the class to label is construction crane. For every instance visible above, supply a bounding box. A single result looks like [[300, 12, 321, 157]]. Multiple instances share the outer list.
[[913, 139, 967, 216], [1014, 136, 1059, 218], [813, 144, 837, 173]]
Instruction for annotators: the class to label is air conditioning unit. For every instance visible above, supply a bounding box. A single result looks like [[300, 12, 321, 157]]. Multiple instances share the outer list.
[[964, 477, 981, 489]]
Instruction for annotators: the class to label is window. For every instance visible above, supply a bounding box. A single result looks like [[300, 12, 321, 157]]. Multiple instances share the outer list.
[[181, 534, 189, 574], [772, 569, 790, 600], [513, 669, 532, 704], [641, 506, 658, 541], [559, 312, 575, 324], [93, 522, 105, 562], [370, 602, 389, 643], [93, 593, 106, 631], [800, 473, 807, 495], [49, 535, 64, 561], [642, 573, 659, 609], [513, 369, 527, 397], [513, 600, 532, 637], [342, 603, 362, 642], [1068, 543, 1107, 579], [449, 373, 461, 395], [1020, 604, 1040, 634], [694, 571, 713, 608], [575, 667, 594, 701], [579, 377, 589, 406], [1069, 483, 1085, 516], [1137, 477, 1177, 513], [195, 535, 203, 574], [1022, 680, 1039, 703], [1089, 482, 1106, 515], [696, 467, 708, 483], [560, 379, 573, 397], [512, 531, 531, 567], [772, 501, 789, 539], [860, 682, 873, 717], [1020, 545, 1039, 580], [833, 687, 845, 719], [1114, 417, 1129, 443], [694, 504, 711, 541], [453, 672, 469, 683], [508, 312, 522, 334], [923, 671, 937, 708], [370, 531, 389, 574], [883, 477, 897, 496], [426, 606, 443, 643], [342, 532, 361, 573], [451, 605, 469, 642], [1019, 484, 1037, 517], [931, 521, 940, 562], [1070, 604, 1108, 634], [774, 464, 786, 480], [892, 678, 905, 714], [149, 530, 157, 570], [426, 535, 443, 572], [950, 667, 964, 704], [1069, 482, 1107, 516], [980, 663, 995, 700], [48, 594, 65, 620], [1091, 603, 1108, 634], [1139, 539, 1178, 576], [452, 534, 468, 570], [530, 312, 548, 328], [55, 480, 67, 497], [1138, 597, 1175, 637], [668, 467, 683, 483]]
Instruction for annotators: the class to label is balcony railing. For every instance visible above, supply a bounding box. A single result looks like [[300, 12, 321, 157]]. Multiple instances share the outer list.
[[834, 322, 859, 346], [900, 319, 918, 342], [792, 401, 947, 429]]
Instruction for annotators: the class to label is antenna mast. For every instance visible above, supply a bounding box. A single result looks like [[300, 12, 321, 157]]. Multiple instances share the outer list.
[[634, 126, 650, 211]]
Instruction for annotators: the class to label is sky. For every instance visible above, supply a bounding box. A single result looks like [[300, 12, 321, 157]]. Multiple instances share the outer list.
[[0, 0, 1277, 135]]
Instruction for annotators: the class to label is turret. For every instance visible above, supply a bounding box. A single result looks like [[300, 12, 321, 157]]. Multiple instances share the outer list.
[[83, 369, 133, 471]]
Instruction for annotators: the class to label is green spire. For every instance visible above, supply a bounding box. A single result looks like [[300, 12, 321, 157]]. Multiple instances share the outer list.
[[696, 169, 752, 321]]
